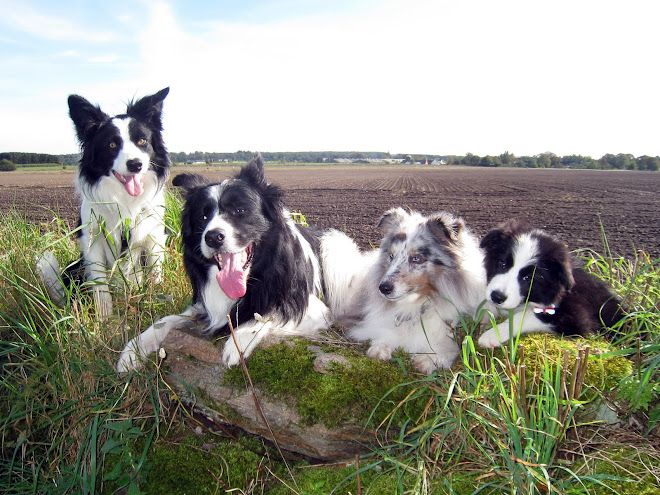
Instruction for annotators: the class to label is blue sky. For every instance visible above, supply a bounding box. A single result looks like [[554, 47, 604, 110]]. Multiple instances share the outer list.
[[1, 0, 659, 157]]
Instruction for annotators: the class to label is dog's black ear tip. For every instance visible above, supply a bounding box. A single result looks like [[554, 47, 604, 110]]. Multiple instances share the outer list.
[[154, 87, 170, 100], [172, 173, 208, 192]]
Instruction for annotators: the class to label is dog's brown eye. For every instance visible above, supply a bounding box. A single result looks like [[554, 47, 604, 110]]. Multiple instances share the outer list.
[[137, 138, 147, 146], [109, 142, 117, 149]]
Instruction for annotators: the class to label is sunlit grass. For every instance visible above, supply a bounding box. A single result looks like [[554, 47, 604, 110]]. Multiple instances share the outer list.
[[0, 195, 658, 494]]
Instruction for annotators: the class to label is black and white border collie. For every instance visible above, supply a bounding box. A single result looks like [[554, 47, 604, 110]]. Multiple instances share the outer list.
[[478, 219, 628, 348], [337, 208, 486, 374], [117, 154, 349, 372], [37, 88, 171, 317]]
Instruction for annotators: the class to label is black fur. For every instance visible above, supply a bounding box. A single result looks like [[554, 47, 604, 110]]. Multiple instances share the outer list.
[[481, 219, 628, 338], [173, 154, 320, 333], [69, 88, 170, 187]]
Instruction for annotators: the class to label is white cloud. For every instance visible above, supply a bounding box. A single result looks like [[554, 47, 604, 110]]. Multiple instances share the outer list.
[[1, 0, 659, 157], [0, 0, 114, 43]]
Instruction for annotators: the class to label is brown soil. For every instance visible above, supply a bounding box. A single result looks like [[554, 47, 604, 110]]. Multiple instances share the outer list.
[[2, 166, 658, 259]]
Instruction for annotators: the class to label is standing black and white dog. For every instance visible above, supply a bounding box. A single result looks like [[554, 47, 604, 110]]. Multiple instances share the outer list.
[[117, 154, 348, 371], [37, 88, 171, 316], [478, 219, 628, 348], [337, 208, 486, 374]]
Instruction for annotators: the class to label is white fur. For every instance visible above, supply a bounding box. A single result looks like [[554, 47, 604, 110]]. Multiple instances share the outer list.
[[38, 116, 167, 317], [340, 210, 486, 374], [77, 167, 166, 317], [478, 303, 554, 348], [485, 233, 538, 310]]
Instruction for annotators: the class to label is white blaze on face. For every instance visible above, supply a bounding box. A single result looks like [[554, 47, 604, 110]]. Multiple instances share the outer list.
[[111, 118, 150, 196], [199, 182, 252, 300], [486, 234, 539, 309]]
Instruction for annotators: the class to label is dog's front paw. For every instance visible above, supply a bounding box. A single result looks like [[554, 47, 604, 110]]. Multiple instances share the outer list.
[[478, 328, 505, 349], [366, 343, 393, 362], [93, 289, 113, 318], [222, 340, 242, 368], [411, 355, 439, 374], [117, 345, 140, 373], [412, 349, 458, 374]]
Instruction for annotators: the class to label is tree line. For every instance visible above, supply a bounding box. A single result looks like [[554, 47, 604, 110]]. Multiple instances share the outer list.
[[1, 151, 658, 171]]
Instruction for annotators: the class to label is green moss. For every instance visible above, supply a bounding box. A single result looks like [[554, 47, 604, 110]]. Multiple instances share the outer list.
[[497, 334, 633, 394], [578, 447, 660, 495], [223, 340, 425, 428], [141, 433, 266, 494]]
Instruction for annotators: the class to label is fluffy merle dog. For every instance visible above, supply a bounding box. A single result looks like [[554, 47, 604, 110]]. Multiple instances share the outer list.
[[37, 88, 170, 316], [117, 154, 343, 371], [477, 219, 629, 348], [327, 208, 486, 374]]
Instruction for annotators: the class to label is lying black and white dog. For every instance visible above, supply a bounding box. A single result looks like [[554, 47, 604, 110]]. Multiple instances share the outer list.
[[37, 88, 171, 316], [117, 154, 352, 371], [478, 219, 628, 348]]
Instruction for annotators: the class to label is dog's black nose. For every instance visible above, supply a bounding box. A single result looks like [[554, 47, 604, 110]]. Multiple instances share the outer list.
[[205, 229, 225, 249], [490, 290, 507, 305], [379, 281, 394, 296], [126, 159, 143, 173]]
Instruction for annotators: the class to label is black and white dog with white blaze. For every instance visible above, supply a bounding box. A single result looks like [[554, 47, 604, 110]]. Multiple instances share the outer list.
[[37, 88, 171, 317], [117, 154, 353, 371], [477, 219, 629, 348]]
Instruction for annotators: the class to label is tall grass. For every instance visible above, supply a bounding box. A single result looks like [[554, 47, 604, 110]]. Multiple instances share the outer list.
[[0, 197, 186, 494], [0, 195, 658, 494]]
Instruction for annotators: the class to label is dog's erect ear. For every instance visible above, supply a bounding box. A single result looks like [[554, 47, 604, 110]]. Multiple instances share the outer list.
[[427, 212, 464, 243], [377, 207, 408, 232], [127, 87, 169, 129], [67, 94, 109, 144], [237, 153, 268, 189], [172, 173, 209, 199]]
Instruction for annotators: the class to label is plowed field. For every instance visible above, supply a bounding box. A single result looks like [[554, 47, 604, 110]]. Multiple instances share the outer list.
[[2, 166, 658, 259]]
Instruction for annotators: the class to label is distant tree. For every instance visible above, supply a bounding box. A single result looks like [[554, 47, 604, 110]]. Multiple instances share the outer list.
[[637, 155, 660, 171], [463, 153, 481, 167], [500, 151, 515, 165], [0, 158, 16, 171], [479, 155, 500, 167]]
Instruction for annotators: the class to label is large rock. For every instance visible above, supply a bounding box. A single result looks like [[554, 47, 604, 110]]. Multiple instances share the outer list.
[[160, 328, 378, 461]]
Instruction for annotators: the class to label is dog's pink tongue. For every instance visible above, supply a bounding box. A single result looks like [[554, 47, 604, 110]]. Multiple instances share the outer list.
[[124, 173, 145, 197], [216, 251, 248, 299]]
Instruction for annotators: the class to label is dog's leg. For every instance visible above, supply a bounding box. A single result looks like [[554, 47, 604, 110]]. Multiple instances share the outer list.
[[222, 296, 332, 367], [366, 343, 395, 362], [116, 307, 194, 372], [83, 242, 113, 317], [411, 333, 460, 374], [222, 318, 274, 367], [144, 234, 166, 284], [478, 305, 553, 348]]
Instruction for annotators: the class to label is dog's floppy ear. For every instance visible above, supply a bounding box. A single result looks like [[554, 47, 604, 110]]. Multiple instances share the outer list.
[[172, 173, 209, 199], [377, 207, 408, 232], [127, 87, 169, 129], [68, 94, 109, 144], [555, 259, 575, 291], [427, 212, 464, 243], [479, 227, 506, 252]]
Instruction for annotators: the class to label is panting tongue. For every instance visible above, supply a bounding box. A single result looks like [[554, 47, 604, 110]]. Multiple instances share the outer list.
[[216, 250, 249, 299], [114, 171, 146, 197], [123, 173, 145, 197]]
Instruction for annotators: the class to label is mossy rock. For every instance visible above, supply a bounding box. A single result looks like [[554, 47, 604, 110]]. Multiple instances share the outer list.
[[223, 339, 425, 428], [159, 328, 425, 460], [492, 333, 633, 394]]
